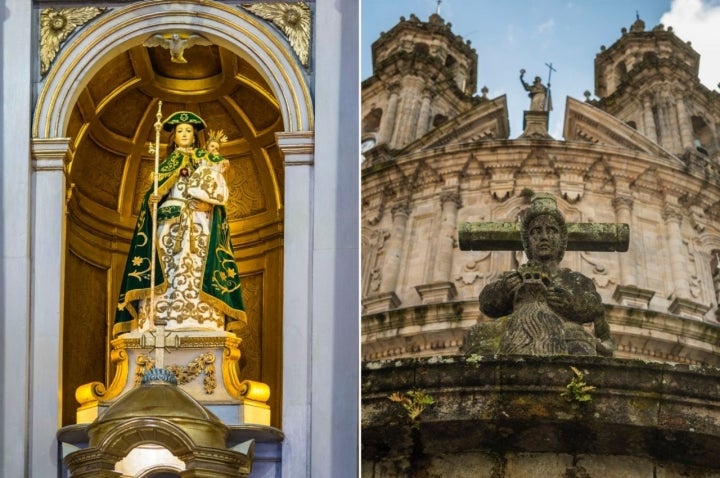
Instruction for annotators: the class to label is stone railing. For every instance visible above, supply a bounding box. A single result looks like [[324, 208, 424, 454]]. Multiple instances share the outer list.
[[362, 355, 720, 477]]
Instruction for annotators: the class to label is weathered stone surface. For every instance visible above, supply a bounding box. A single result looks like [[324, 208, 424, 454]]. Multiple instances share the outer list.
[[361, 12, 720, 477], [459, 221, 629, 252], [362, 356, 720, 476], [476, 194, 614, 357], [575, 454, 653, 477], [505, 452, 573, 477]]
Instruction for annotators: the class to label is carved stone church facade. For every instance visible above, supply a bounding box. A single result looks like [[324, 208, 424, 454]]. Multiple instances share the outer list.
[[362, 13, 720, 366], [362, 13, 720, 477]]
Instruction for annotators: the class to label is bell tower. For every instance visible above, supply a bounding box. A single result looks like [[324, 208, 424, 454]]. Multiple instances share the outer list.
[[593, 17, 720, 158], [362, 13, 478, 152]]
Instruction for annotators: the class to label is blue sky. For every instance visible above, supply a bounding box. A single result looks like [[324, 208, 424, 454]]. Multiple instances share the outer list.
[[361, 0, 720, 139]]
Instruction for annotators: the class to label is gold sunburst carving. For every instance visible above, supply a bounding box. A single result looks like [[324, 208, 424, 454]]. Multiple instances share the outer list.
[[40, 7, 106, 75], [242, 3, 311, 67]]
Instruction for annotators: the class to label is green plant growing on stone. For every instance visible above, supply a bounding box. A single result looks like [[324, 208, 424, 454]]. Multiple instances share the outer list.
[[466, 353, 482, 367], [388, 389, 435, 429], [561, 366, 596, 403]]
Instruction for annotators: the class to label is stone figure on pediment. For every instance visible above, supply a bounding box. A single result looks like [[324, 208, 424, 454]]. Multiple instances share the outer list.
[[520, 69, 549, 112], [478, 194, 615, 356]]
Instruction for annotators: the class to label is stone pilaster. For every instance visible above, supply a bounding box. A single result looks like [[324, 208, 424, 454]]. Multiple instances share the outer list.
[[612, 195, 636, 286], [663, 205, 690, 299], [433, 190, 462, 283], [642, 95, 658, 144], [381, 203, 411, 294], [675, 93, 695, 151], [416, 191, 461, 304], [31, 137, 70, 477], [390, 91, 412, 148], [364, 203, 411, 313], [379, 84, 399, 147], [415, 90, 433, 139]]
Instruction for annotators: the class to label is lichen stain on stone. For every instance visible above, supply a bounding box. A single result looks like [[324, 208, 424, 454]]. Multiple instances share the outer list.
[[427, 356, 457, 364], [505, 397, 553, 419]]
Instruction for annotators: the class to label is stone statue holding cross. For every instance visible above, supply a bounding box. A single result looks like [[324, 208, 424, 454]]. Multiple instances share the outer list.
[[468, 194, 617, 357]]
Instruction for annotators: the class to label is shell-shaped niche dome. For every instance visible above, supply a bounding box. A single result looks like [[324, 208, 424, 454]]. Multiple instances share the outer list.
[[88, 368, 229, 450]]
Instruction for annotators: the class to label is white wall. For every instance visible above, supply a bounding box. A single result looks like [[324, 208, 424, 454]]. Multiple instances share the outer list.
[[1, 2, 33, 477], [310, 0, 360, 475]]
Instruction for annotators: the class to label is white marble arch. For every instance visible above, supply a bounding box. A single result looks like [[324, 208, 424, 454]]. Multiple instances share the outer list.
[[25, 1, 354, 477]]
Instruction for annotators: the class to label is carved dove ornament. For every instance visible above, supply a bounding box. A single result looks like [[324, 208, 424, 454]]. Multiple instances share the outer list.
[[143, 33, 213, 63]]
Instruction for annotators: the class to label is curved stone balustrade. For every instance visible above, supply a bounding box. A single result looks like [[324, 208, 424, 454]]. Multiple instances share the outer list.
[[362, 355, 720, 476]]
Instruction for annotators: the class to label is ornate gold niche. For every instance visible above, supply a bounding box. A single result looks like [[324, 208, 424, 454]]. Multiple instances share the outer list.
[[60, 31, 285, 428]]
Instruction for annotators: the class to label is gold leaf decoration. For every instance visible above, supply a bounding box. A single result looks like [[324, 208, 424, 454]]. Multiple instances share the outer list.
[[40, 7, 106, 76], [166, 353, 217, 394], [135, 353, 217, 394], [207, 129, 229, 145], [242, 3, 311, 67]]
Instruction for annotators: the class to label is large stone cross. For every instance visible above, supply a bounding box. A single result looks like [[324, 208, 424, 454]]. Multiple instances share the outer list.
[[460, 193, 629, 357], [459, 208, 629, 253]]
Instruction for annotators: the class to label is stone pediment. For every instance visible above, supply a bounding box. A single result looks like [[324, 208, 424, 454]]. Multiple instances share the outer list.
[[401, 95, 509, 154], [563, 96, 682, 166]]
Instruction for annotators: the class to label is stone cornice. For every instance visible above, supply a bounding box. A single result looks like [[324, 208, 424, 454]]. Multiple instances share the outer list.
[[31, 137, 72, 171], [276, 131, 314, 165], [361, 300, 720, 366], [362, 355, 720, 469], [563, 96, 683, 165], [362, 139, 720, 213], [401, 95, 509, 153]]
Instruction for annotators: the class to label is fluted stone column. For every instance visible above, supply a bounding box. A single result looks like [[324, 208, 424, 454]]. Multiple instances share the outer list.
[[392, 91, 420, 148], [642, 95, 658, 144], [675, 94, 695, 150], [379, 84, 400, 147], [391, 77, 424, 149], [657, 92, 675, 151], [415, 90, 433, 139], [665, 93, 683, 152], [389, 92, 408, 149]]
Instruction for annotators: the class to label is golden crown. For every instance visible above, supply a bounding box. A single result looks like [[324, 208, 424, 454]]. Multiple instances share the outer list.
[[207, 129, 228, 144]]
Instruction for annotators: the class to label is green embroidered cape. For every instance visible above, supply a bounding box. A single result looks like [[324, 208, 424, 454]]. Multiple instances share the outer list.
[[114, 148, 246, 337]]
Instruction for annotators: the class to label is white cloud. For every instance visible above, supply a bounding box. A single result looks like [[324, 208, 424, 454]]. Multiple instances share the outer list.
[[661, 0, 720, 89], [537, 18, 556, 33]]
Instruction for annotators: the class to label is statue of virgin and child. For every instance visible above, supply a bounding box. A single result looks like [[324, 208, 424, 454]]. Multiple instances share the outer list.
[[114, 111, 245, 337]]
